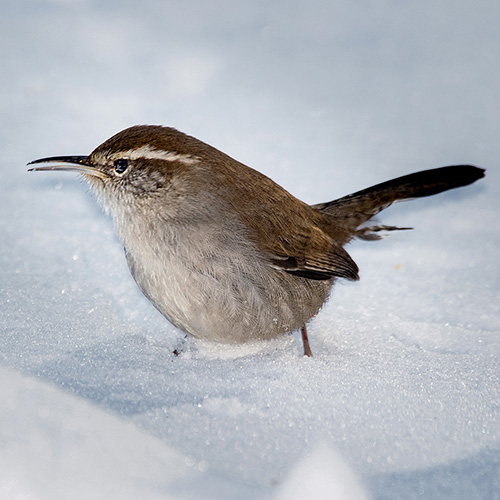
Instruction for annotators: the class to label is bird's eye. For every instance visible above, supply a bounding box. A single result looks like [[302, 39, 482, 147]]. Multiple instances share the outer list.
[[114, 159, 129, 174]]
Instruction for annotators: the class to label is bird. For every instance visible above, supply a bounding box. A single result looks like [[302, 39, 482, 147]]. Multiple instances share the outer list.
[[28, 125, 485, 356]]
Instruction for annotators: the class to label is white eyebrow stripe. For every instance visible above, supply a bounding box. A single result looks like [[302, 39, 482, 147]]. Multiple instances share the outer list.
[[109, 145, 200, 165]]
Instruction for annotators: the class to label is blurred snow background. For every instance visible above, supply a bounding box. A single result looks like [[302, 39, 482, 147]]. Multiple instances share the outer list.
[[1, 0, 499, 499]]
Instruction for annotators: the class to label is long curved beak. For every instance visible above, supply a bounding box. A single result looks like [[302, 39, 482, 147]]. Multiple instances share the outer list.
[[27, 156, 109, 180]]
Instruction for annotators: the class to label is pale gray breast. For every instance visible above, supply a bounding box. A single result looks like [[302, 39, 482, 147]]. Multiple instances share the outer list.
[[118, 207, 332, 343]]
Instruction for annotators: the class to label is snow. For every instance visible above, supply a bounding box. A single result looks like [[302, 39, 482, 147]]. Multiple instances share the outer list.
[[274, 447, 370, 500], [1, 1, 499, 499]]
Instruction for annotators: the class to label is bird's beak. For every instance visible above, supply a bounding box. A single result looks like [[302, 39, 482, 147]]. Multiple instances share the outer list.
[[27, 156, 109, 180]]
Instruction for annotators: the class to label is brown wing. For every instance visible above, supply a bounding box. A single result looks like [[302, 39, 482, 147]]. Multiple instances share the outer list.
[[264, 224, 359, 281], [209, 152, 360, 282], [232, 178, 359, 281]]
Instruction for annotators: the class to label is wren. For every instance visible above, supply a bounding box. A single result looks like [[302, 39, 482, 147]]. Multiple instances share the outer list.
[[28, 125, 485, 356]]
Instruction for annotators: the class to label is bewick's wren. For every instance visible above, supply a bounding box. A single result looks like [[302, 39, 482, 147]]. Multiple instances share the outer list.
[[28, 125, 484, 356]]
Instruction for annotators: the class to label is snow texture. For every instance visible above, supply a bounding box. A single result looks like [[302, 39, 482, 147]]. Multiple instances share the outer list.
[[1, 1, 499, 499]]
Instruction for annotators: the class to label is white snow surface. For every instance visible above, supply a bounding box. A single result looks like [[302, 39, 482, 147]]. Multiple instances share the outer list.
[[1, 1, 500, 499]]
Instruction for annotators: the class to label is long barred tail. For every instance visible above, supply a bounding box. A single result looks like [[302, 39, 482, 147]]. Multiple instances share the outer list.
[[312, 165, 485, 239]]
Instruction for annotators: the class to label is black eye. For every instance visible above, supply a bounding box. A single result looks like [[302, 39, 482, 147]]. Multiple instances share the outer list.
[[114, 159, 129, 174]]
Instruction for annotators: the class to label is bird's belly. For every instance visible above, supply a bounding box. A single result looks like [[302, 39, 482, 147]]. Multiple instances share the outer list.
[[124, 244, 332, 343]]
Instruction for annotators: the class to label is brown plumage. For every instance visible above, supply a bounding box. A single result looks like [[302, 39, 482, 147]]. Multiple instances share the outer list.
[[29, 125, 485, 356]]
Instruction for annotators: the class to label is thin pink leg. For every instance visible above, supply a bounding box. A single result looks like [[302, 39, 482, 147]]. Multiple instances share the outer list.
[[301, 325, 313, 357]]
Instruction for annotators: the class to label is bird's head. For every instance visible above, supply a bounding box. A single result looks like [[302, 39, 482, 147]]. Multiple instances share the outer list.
[[28, 125, 209, 212]]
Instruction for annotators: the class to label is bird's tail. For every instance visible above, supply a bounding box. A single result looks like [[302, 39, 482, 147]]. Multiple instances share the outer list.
[[312, 165, 485, 240]]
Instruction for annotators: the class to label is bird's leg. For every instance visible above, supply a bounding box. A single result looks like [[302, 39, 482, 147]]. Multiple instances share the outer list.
[[300, 325, 313, 357]]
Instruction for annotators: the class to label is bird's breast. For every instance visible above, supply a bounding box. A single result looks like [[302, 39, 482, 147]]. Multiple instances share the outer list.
[[115, 212, 331, 343]]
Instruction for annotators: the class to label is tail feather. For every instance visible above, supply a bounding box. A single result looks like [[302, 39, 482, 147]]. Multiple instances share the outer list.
[[354, 224, 413, 241], [313, 165, 485, 235]]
